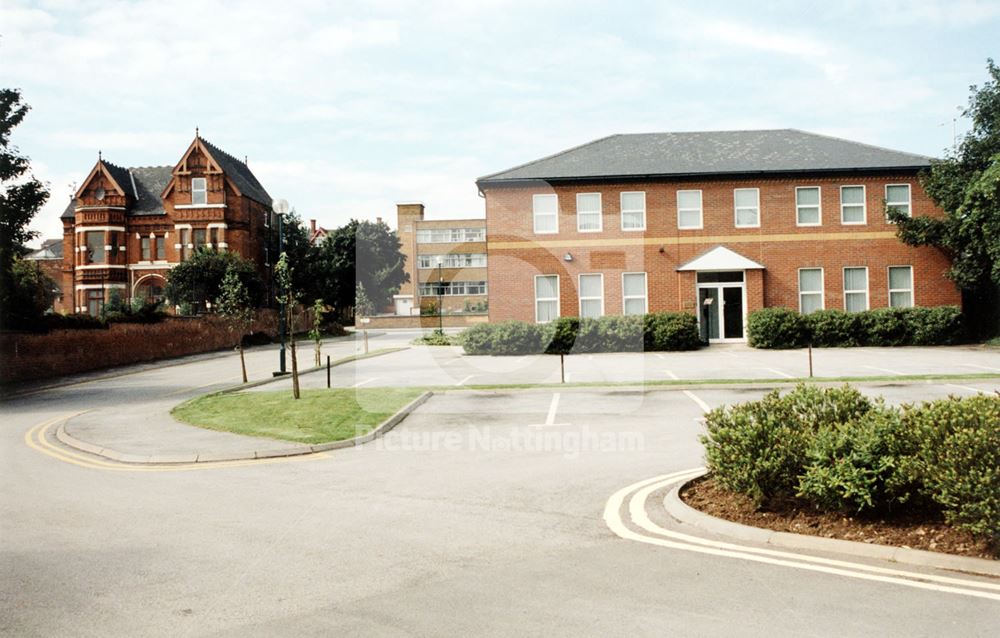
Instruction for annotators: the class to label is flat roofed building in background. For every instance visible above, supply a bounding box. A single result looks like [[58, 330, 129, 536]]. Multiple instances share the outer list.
[[394, 203, 487, 319], [476, 129, 959, 342]]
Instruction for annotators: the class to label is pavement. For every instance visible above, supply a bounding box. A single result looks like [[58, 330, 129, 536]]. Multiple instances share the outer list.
[[2, 337, 1000, 636]]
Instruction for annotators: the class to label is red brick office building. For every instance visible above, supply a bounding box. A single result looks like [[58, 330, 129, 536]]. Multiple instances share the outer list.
[[477, 130, 959, 342], [61, 134, 273, 315]]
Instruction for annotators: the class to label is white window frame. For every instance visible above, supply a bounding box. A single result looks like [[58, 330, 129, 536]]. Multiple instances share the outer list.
[[576, 193, 602, 233], [733, 188, 760, 228], [840, 185, 867, 225], [578, 273, 604, 318], [191, 177, 207, 206], [620, 191, 646, 231], [797, 267, 825, 313], [843, 266, 870, 312], [885, 184, 912, 221], [795, 186, 822, 227], [622, 272, 648, 316], [887, 265, 914, 308], [534, 274, 560, 324], [533, 194, 558, 235], [677, 190, 703, 230]]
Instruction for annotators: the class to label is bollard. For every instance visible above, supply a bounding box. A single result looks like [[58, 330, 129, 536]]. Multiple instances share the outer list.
[[560, 353, 565, 384], [327, 355, 331, 388], [363, 328, 369, 354], [808, 344, 813, 378]]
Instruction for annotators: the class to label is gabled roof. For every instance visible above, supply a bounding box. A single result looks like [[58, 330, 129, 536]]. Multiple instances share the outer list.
[[477, 129, 933, 184], [677, 246, 765, 271], [25, 238, 63, 260], [199, 137, 272, 206]]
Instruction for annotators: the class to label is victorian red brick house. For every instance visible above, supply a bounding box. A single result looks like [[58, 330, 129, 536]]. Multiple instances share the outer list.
[[477, 130, 960, 342], [61, 134, 273, 315]]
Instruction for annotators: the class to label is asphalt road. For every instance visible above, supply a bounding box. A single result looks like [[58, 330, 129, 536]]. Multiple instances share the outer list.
[[2, 338, 999, 636]]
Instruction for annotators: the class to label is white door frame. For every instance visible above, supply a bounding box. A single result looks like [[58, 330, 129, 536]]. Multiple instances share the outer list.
[[695, 272, 747, 343]]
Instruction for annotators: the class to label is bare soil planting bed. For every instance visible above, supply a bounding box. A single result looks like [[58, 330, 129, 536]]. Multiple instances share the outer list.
[[681, 476, 997, 560]]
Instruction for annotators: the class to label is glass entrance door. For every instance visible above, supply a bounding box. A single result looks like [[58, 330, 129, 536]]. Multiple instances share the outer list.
[[696, 271, 746, 342]]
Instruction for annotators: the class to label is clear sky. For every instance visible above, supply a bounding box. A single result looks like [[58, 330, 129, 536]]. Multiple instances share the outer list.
[[3, 0, 999, 244]]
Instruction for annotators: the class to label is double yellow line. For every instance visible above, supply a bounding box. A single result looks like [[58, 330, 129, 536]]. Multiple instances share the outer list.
[[23, 416, 329, 472]]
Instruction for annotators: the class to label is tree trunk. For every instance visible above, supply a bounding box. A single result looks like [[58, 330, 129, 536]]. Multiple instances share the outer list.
[[314, 341, 321, 367], [289, 303, 300, 399], [239, 340, 248, 383]]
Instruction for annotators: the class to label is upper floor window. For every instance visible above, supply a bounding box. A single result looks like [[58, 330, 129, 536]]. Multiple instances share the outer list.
[[85, 230, 105, 263], [155, 235, 165, 260], [417, 280, 487, 296], [888, 266, 914, 308], [621, 191, 646, 231], [533, 194, 558, 234], [141, 236, 151, 261], [796, 187, 821, 226], [191, 178, 207, 205], [734, 188, 760, 228], [843, 267, 869, 312], [576, 193, 602, 232], [417, 253, 487, 268], [841, 185, 866, 224], [886, 184, 911, 219], [415, 227, 486, 243], [677, 190, 703, 229]]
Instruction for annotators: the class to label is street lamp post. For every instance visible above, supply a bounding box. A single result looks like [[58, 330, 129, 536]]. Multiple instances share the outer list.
[[273, 198, 290, 376], [436, 256, 444, 333]]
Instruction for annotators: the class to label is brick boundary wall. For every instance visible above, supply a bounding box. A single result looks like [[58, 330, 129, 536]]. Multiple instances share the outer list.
[[0, 309, 311, 385], [357, 314, 488, 330]]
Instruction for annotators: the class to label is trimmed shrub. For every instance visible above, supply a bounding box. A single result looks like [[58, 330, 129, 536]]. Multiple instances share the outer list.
[[41, 313, 108, 331], [644, 312, 701, 351], [701, 384, 873, 504], [797, 406, 920, 513], [460, 314, 697, 355], [746, 308, 809, 349], [859, 307, 910, 346], [805, 310, 861, 347], [906, 305, 964, 345], [903, 395, 1000, 543]]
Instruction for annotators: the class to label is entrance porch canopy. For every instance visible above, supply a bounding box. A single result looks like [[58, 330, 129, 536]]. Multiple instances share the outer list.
[[677, 246, 765, 272]]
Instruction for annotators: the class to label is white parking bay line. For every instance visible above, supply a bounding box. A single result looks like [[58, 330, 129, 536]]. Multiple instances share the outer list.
[[352, 378, 378, 388], [762, 367, 794, 379], [654, 353, 666, 360], [863, 365, 906, 375], [456, 374, 475, 386], [945, 384, 986, 394], [664, 369, 679, 380], [682, 390, 711, 414], [530, 392, 570, 427]]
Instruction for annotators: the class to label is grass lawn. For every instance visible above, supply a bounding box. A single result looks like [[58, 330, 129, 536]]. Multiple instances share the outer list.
[[171, 388, 424, 444]]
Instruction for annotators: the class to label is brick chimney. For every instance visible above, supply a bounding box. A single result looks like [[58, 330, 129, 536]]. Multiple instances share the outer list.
[[310, 219, 316, 233], [376, 216, 382, 224]]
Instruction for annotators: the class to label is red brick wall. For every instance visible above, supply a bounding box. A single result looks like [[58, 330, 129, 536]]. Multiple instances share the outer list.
[[0, 309, 309, 385], [484, 174, 959, 323]]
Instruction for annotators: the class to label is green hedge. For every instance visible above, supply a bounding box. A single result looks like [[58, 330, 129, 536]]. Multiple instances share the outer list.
[[701, 386, 1000, 543], [461, 313, 700, 356], [747, 306, 963, 348]]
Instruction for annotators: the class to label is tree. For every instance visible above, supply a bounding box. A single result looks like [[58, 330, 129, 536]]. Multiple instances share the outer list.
[[164, 249, 263, 313], [274, 252, 301, 399], [4, 258, 57, 329], [217, 265, 255, 383], [309, 298, 324, 367], [310, 219, 408, 320], [890, 59, 1000, 335], [1, 89, 50, 331]]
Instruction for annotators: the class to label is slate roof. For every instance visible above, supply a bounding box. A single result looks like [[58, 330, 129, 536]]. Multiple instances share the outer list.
[[102, 160, 134, 195], [129, 166, 172, 215], [200, 137, 272, 206], [477, 129, 933, 184]]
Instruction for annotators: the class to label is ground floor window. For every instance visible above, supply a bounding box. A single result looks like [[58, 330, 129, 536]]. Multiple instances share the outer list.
[[86, 289, 104, 316], [622, 272, 647, 315], [578, 274, 603, 318], [535, 275, 559, 323], [798, 268, 824, 313], [843, 267, 869, 312], [888, 266, 913, 307]]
